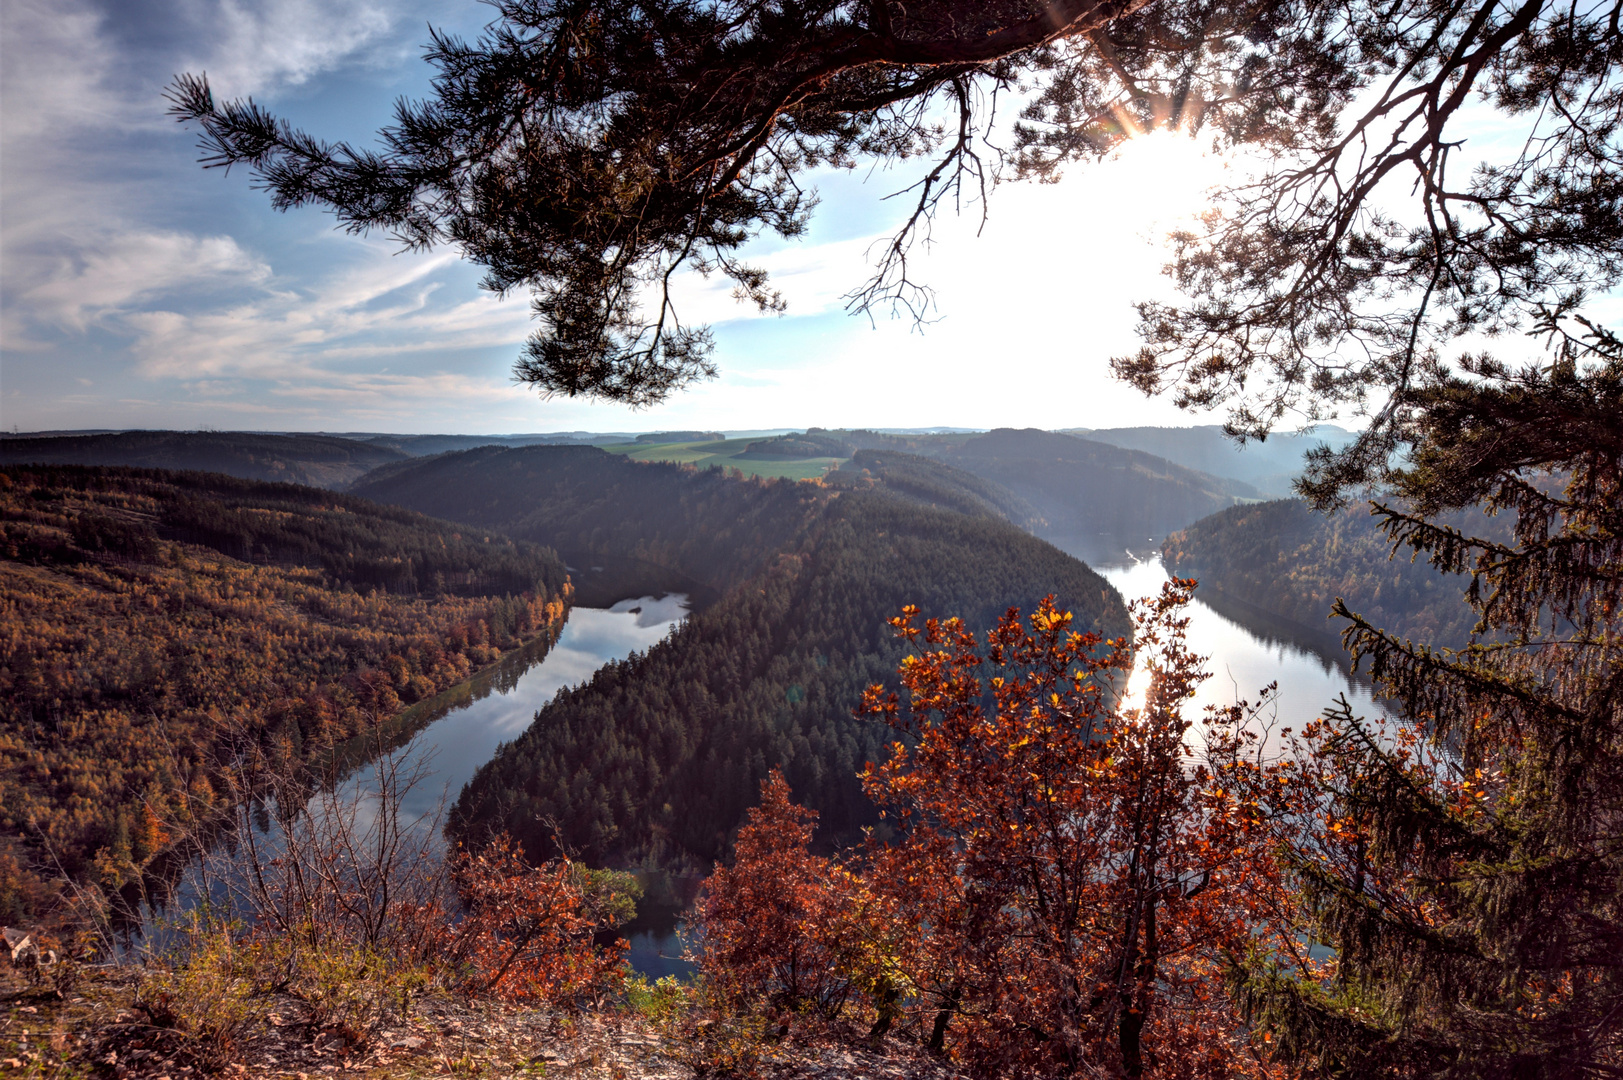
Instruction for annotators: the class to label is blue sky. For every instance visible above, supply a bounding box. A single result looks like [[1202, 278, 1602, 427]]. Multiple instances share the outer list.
[[1, 0, 1258, 435]]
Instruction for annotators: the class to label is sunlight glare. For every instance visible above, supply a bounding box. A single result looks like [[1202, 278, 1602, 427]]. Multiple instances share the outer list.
[[1093, 130, 1227, 241]]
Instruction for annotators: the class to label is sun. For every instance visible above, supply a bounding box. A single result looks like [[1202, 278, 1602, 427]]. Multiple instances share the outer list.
[[1094, 129, 1228, 238]]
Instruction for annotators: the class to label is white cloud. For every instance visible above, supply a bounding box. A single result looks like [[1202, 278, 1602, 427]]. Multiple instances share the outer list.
[[119, 240, 532, 382], [0, 0, 130, 142], [185, 0, 399, 98], [23, 230, 272, 332]]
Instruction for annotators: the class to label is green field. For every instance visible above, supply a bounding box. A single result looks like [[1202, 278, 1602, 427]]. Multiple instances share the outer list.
[[603, 438, 846, 480]]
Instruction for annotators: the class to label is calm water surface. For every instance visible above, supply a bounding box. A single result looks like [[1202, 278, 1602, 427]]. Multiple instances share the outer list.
[[1096, 549, 1393, 743], [178, 544, 1392, 979], [369, 593, 692, 831]]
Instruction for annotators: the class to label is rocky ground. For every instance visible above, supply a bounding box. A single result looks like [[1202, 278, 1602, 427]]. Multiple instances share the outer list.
[[1, 965, 965, 1079]]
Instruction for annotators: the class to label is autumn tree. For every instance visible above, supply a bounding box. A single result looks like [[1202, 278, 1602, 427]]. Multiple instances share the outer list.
[[702, 584, 1306, 1077], [696, 770, 870, 1019], [450, 834, 639, 1006]]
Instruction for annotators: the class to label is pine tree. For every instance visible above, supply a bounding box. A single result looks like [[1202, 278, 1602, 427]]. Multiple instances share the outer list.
[[1232, 316, 1623, 1076]]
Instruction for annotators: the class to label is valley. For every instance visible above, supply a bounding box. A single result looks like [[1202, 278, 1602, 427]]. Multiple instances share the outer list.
[[3, 426, 1443, 960]]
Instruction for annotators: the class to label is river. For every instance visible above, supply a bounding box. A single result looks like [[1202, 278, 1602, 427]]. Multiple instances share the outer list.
[[341, 592, 698, 978], [363, 593, 694, 833], [1094, 547, 1392, 746], [380, 545, 1388, 978], [156, 544, 1388, 979]]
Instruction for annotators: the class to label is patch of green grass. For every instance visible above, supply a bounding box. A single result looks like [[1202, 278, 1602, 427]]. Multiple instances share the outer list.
[[621, 446, 718, 464], [603, 439, 847, 480], [704, 457, 844, 480]]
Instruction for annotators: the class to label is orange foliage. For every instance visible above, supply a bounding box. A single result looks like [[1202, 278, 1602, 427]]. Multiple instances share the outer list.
[[449, 835, 635, 1007], [702, 582, 1308, 1078], [698, 771, 868, 1019], [0, 471, 568, 921]]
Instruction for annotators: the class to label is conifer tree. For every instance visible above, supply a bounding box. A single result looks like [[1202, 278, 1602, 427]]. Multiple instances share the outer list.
[[1232, 315, 1623, 1077], [165, 0, 1621, 442]]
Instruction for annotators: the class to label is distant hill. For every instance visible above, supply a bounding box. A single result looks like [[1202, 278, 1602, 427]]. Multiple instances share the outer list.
[[1071, 424, 1359, 497], [1161, 498, 1509, 651], [354, 432, 642, 456], [827, 449, 1043, 531], [791, 427, 1258, 563], [925, 428, 1260, 562], [0, 431, 407, 489], [740, 433, 853, 458], [350, 445, 829, 601], [604, 434, 844, 480], [635, 430, 724, 444]]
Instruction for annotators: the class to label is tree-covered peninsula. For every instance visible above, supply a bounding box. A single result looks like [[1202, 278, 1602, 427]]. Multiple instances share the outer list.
[[354, 444, 1127, 867]]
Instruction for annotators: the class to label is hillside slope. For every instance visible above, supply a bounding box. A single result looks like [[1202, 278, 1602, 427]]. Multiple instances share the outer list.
[[351, 444, 832, 599], [1074, 424, 1358, 497], [1161, 498, 1507, 650], [0, 466, 568, 923], [826, 449, 1044, 529], [449, 488, 1126, 867], [935, 428, 1258, 558], [0, 431, 408, 489]]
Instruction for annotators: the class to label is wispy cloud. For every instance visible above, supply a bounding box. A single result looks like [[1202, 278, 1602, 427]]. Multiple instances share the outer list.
[[120, 242, 531, 382], [0, 0, 130, 142], [21, 231, 271, 334], [181, 0, 402, 98]]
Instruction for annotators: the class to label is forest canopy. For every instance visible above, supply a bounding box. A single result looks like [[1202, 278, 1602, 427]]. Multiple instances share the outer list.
[[1161, 498, 1509, 650]]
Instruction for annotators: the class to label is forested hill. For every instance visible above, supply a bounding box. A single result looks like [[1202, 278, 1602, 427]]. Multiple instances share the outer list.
[[1071, 425, 1357, 498], [931, 428, 1259, 556], [779, 427, 1261, 555], [0, 466, 568, 924], [0, 431, 408, 489], [1162, 498, 1508, 650], [350, 444, 832, 598], [449, 488, 1127, 869], [826, 449, 1044, 530]]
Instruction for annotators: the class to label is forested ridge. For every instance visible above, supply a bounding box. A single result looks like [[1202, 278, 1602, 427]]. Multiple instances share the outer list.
[[1162, 498, 1512, 649], [0, 431, 408, 490], [449, 488, 1126, 869], [797, 427, 1259, 555], [827, 449, 1044, 530], [351, 444, 828, 594], [0, 466, 568, 924]]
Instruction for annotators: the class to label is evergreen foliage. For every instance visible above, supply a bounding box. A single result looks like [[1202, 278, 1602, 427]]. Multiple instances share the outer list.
[[448, 489, 1126, 867], [1232, 326, 1623, 1075], [351, 444, 826, 594], [1162, 499, 1507, 650], [826, 449, 1044, 529], [0, 431, 407, 490], [164, 0, 1594, 431]]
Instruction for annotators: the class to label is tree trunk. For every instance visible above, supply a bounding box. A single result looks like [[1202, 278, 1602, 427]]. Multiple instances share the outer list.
[[867, 981, 901, 1045], [1120, 898, 1157, 1077], [928, 986, 961, 1054]]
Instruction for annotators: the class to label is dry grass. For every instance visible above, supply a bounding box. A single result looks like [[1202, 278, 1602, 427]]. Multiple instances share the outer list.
[[1, 964, 965, 1080]]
